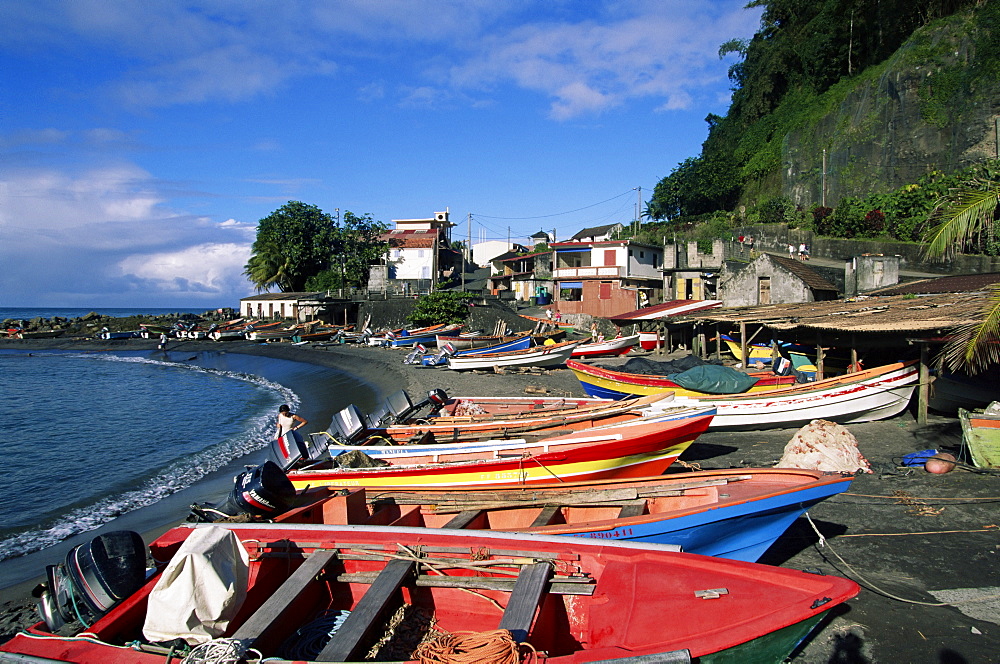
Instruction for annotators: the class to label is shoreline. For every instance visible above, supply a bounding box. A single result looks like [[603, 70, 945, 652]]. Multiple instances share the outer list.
[[0, 337, 997, 661]]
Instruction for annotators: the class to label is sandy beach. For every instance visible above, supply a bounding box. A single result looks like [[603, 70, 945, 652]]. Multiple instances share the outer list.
[[0, 337, 997, 662]]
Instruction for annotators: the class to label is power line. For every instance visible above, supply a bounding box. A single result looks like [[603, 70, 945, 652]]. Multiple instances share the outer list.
[[472, 189, 640, 220]]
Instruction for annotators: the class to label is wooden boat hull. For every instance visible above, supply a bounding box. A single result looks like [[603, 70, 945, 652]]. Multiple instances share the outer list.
[[436, 333, 520, 350], [567, 359, 796, 399], [377, 392, 679, 443], [277, 468, 852, 562], [570, 334, 639, 359], [959, 403, 1000, 468], [287, 412, 715, 489], [3, 523, 859, 663], [673, 361, 919, 430], [447, 340, 581, 371]]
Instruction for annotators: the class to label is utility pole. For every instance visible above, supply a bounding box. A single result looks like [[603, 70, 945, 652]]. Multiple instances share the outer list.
[[463, 213, 471, 291], [635, 186, 642, 234], [821, 150, 827, 208]]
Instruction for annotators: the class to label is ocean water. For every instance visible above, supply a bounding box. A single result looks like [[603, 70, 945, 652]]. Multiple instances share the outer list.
[[0, 307, 222, 321], [0, 350, 299, 564]]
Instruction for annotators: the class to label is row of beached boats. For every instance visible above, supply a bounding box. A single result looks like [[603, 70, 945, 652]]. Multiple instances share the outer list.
[[16, 377, 870, 663], [11, 331, 929, 663]]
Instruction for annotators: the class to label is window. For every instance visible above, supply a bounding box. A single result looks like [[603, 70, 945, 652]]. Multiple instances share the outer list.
[[599, 282, 612, 299]]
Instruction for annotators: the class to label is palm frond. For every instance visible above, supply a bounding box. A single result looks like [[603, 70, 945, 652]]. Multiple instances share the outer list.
[[940, 283, 1000, 374], [924, 181, 1000, 259]]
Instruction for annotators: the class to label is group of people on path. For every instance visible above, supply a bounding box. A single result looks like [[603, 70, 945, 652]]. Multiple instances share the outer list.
[[787, 243, 810, 260]]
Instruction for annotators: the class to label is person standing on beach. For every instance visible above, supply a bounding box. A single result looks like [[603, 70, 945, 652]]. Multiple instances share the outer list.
[[158, 332, 167, 351], [276, 404, 307, 438]]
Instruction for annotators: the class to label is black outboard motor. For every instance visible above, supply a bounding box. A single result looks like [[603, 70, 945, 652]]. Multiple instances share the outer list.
[[189, 460, 296, 523], [392, 388, 449, 422], [35, 530, 147, 632]]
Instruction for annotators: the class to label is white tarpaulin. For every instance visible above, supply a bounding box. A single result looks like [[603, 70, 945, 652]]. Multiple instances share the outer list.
[[142, 526, 249, 645]]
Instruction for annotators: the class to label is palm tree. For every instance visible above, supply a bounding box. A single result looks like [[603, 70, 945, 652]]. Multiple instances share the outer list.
[[923, 180, 1000, 373], [244, 240, 295, 293]]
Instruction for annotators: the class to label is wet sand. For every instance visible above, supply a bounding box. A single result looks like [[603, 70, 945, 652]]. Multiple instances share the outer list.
[[1, 337, 997, 662]]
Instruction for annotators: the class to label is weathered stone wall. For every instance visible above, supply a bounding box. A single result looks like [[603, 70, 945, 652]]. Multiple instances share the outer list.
[[732, 223, 1000, 275], [719, 254, 817, 306], [783, 14, 1000, 209]]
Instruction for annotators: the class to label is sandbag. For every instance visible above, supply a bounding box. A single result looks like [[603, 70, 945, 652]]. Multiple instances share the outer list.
[[776, 420, 872, 473], [666, 364, 759, 394], [142, 526, 249, 645]]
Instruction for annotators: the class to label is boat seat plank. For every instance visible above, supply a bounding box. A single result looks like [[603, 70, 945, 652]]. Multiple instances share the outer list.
[[442, 509, 482, 529], [530, 505, 561, 527], [617, 501, 647, 518], [498, 562, 551, 642], [230, 549, 338, 646], [317, 558, 416, 662]]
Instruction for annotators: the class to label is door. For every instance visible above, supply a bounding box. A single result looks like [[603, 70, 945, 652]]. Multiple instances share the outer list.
[[758, 277, 771, 305]]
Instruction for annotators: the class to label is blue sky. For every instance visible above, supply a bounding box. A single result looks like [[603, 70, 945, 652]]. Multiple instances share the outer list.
[[0, 1, 762, 309]]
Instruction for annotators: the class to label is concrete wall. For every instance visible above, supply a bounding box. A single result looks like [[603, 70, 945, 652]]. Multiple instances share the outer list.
[[730, 223, 1000, 275]]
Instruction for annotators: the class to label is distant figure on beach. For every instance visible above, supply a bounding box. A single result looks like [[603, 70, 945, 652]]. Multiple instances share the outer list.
[[545, 308, 553, 320], [276, 404, 307, 438], [554, 310, 562, 323], [798, 243, 807, 260], [158, 332, 167, 350], [788, 244, 795, 259]]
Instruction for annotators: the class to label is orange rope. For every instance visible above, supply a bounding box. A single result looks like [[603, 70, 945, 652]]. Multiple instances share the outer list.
[[414, 630, 536, 664]]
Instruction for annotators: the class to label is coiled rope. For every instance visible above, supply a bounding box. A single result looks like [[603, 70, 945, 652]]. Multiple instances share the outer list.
[[413, 629, 536, 664]]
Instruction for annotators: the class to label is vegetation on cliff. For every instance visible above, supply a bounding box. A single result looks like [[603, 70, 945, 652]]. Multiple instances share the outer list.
[[645, 0, 1000, 249]]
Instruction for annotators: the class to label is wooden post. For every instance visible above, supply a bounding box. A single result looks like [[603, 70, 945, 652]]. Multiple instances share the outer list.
[[918, 343, 929, 425], [714, 325, 722, 360], [816, 332, 824, 380], [739, 321, 747, 367], [698, 332, 706, 359]]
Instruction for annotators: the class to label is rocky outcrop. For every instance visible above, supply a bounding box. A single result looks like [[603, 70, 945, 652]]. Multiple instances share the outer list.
[[783, 11, 1000, 208]]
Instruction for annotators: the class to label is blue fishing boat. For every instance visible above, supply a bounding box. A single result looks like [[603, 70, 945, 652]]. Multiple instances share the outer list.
[[265, 467, 851, 562]]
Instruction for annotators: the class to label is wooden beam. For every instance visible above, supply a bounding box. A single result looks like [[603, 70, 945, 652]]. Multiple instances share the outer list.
[[442, 509, 482, 529], [739, 321, 747, 367], [498, 562, 552, 642], [530, 504, 561, 527], [918, 343, 929, 425], [230, 549, 338, 648], [617, 501, 646, 518], [317, 558, 416, 662]]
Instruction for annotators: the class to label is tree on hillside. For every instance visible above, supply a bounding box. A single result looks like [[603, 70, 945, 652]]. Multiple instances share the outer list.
[[245, 201, 338, 292], [923, 180, 1000, 372]]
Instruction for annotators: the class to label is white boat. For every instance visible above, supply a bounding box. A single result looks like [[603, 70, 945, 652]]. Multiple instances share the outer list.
[[571, 334, 639, 359], [446, 339, 582, 371], [671, 361, 919, 430]]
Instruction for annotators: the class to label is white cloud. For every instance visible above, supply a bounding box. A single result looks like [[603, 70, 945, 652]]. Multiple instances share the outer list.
[[118, 242, 252, 295]]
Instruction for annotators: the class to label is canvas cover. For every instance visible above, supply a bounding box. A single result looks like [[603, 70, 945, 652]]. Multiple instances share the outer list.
[[142, 526, 249, 645], [667, 364, 759, 394]]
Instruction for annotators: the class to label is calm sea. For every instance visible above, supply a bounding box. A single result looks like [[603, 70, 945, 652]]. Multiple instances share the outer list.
[[0, 306, 219, 321], [0, 344, 377, 587]]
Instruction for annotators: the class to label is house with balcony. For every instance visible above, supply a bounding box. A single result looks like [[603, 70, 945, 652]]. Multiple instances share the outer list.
[[552, 238, 664, 318], [488, 250, 554, 303]]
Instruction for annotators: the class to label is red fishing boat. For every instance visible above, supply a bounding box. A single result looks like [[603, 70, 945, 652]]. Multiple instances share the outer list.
[[12, 523, 860, 663]]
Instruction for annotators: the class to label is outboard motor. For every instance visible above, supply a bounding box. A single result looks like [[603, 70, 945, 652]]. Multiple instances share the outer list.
[[189, 460, 296, 523], [35, 530, 147, 632], [394, 388, 449, 421]]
